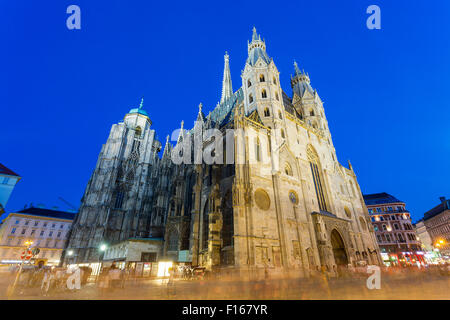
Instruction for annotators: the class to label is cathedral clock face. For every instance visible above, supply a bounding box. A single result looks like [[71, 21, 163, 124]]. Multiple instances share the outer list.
[[289, 191, 298, 204]]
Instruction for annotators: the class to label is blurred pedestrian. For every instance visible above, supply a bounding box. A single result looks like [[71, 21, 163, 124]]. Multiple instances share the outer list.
[[98, 267, 110, 296]]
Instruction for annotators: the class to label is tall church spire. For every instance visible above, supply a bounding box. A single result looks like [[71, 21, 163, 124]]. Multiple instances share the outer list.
[[220, 52, 233, 104]]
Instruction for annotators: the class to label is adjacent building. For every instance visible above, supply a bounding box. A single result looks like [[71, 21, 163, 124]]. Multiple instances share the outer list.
[[414, 220, 433, 252], [0, 207, 76, 265], [65, 28, 382, 276], [422, 197, 450, 256], [364, 193, 423, 266], [0, 163, 21, 215]]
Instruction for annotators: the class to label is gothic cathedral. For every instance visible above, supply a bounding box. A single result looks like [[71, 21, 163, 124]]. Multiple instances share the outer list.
[[65, 28, 382, 276]]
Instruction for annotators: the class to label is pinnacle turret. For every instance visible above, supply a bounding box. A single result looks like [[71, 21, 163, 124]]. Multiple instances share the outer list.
[[291, 61, 313, 97], [247, 27, 270, 66], [162, 135, 172, 160]]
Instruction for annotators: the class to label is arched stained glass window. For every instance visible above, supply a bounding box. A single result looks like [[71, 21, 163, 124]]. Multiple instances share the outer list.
[[307, 145, 328, 212]]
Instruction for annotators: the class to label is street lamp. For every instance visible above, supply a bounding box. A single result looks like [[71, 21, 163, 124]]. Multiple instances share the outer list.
[[96, 243, 108, 279]]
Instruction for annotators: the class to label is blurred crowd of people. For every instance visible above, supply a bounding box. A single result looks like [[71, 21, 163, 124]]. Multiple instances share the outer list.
[[3, 261, 449, 299]]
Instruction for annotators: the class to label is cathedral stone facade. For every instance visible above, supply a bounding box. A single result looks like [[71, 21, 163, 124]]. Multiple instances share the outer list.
[[65, 28, 382, 276]]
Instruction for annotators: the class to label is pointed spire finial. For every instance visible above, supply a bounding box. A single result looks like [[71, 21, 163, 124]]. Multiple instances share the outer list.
[[198, 103, 202, 112], [294, 60, 301, 76], [220, 51, 233, 104], [166, 135, 170, 143], [180, 120, 184, 129], [348, 160, 353, 171], [139, 97, 144, 109], [252, 26, 259, 41]]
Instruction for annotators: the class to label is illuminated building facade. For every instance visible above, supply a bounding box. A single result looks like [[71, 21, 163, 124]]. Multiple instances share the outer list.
[[0, 207, 75, 265], [364, 193, 424, 266], [65, 28, 382, 276], [422, 197, 450, 256]]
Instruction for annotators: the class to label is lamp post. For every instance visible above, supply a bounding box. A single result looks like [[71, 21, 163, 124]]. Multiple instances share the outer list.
[[8, 240, 33, 298], [96, 243, 107, 280], [67, 249, 74, 265]]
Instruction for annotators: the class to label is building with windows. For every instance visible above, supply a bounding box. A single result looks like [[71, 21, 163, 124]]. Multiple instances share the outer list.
[[414, 219, 433, 252], [0, 163, 21, 215], [364, 193, 423, 266], [0, 207, 76, 265], [65, 28, 381, 276], [421, 197, 450, 257]]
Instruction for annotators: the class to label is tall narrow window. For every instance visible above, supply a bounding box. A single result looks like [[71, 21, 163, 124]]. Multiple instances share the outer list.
[[307, 145, 328, 211], [114, 191, 125, 209], [261, 89, 267, 98], [273, 77, 277, 85], [249, 94, 253, 104], [247, 79, 252, 88], [259, 74, 265, 82], [202, 200, 209, 250], [255, 138, 261, 162], [264, 108, 270, 117]]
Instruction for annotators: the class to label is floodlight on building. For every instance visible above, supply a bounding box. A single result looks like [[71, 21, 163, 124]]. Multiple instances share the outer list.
[[67, 250, 74, 256], [99, 244, 107, 251]]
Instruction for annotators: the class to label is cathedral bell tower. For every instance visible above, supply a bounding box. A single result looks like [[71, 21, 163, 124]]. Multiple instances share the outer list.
[[241, 27, 285, 154], [65, 98, 161, 263], [241, 28, 283, 127]]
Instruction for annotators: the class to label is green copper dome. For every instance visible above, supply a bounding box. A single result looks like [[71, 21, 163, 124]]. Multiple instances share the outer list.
[[128, 107, 149, 117], [128, 98, 149, 117]]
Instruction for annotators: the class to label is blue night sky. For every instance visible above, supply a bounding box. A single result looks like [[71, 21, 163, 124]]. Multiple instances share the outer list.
[[1, 1, 449, 222]]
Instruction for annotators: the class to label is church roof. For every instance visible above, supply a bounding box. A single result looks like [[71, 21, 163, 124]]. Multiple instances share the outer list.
[[128, 98, 149, 117], [128, 108, 149, 117], [281, 91, 303, 119], [210, 87, 244, 126], [247, 47, 271, 66], [293, 80, 314, 97]]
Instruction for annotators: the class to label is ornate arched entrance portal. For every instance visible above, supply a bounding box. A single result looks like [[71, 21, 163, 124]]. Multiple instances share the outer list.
[[330, 229, 348, 266]]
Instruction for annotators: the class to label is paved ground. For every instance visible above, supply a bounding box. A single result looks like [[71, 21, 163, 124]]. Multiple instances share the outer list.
[[1, 271, 449, 300]]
